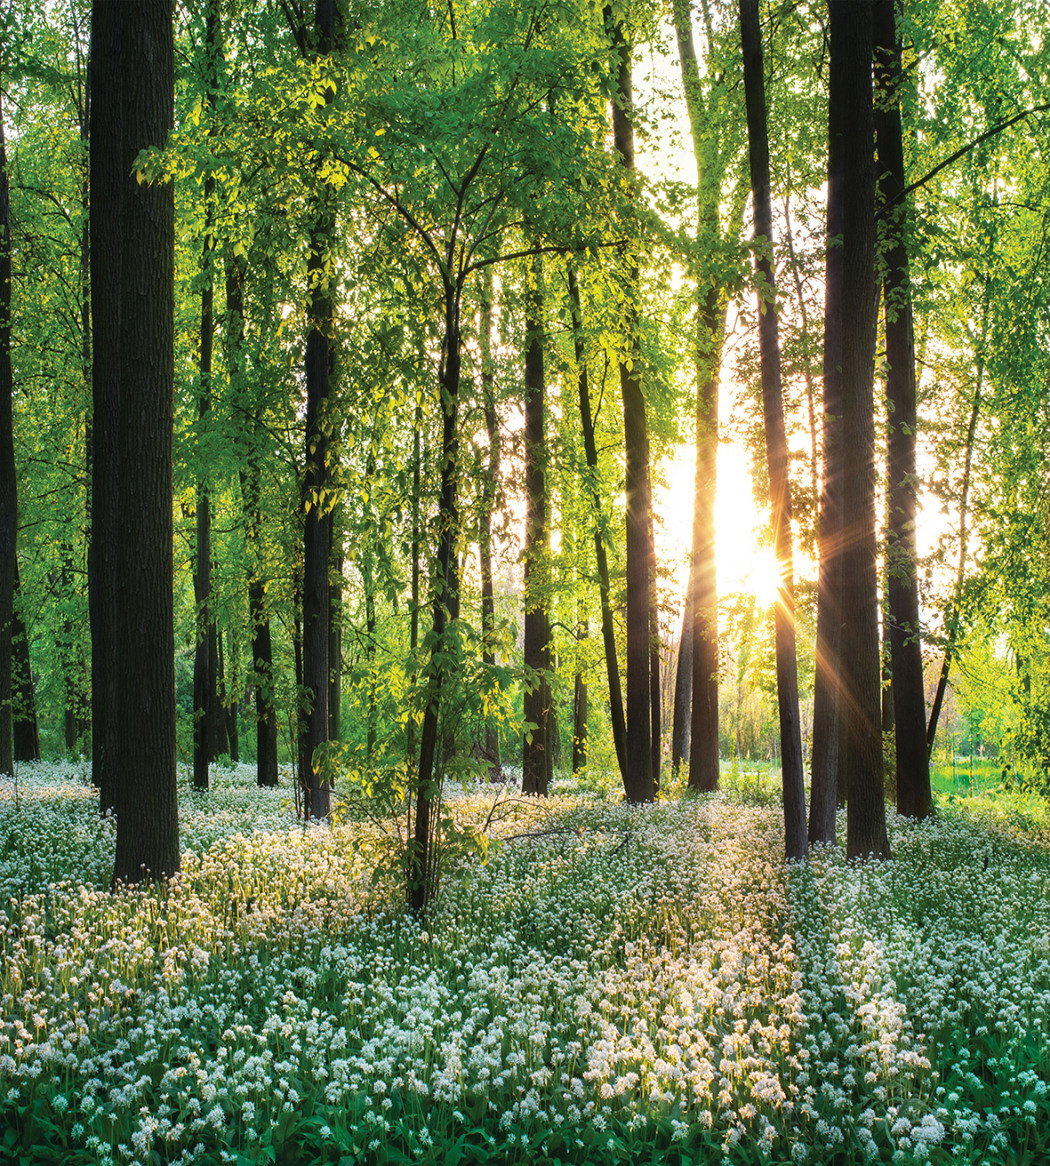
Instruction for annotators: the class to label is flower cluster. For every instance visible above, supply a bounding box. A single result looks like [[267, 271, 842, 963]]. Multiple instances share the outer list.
[[2, 762, 1049, 1164]]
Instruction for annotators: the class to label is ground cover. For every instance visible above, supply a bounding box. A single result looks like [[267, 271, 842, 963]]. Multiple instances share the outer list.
[[2, 761, 1050, 1165]]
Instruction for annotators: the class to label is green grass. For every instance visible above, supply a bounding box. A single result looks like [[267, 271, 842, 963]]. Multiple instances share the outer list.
[[3, 760, 1050, 1164]]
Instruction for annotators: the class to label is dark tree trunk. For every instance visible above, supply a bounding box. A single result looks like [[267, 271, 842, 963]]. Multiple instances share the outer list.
[[411, 280, 462, 914], [297, 1, 337, 821], [740, 0, 807, 858], [573, 619, 588, 774], [329, 517, 343, 742], [927, 340, 983, 757], [522, 260, 550, 796], [567, 263, 627, 785], [11, 565, 39, 763], [835, 0, 890, 860], [810, 0, 848, 844], [613, 27, 654, 804], [671, 0, 726, 795], [227, 250, 278, 787], [218, 629, 238, 762], [92, 0, 179, 883], [671, 605, 692, 775], [478, 267, 501, 779], [0, 90, 15, 778], [688, 291, 721, 793], [874, 0, 931, 820]]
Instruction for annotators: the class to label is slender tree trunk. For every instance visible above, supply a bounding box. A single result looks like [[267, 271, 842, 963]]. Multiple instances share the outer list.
[[11, 565, 38, 762], [612, 25, 654, 804], [293, 0, 337, 819], [688, 290, 721, 793], [671, 604, 692, 775], [329, 514, 343, 742], [522, 260, 550, 796], [567, 262, 627, 785], [411, 280, 462, 914], [671, 0, 735, 795], [836, 0, 889, 860], [0, 91, 15, 778], [573, 619, 588, 774], [810, 0, 848, 844], [740, 0, 807, 858], [193, 205, 214, 789], [92, 0, 179, 883], [478, 267, 501, 779], [874, 0, 931, 819], [926, 361, 983, 757]]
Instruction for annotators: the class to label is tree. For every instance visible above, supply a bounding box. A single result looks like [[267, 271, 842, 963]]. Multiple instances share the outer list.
[[873, 0, 931, 819], [833, 0, 889, 860], [91, 0, 179, 882], [739, 0, 807, 859], [0, 86, 15, 778], [611, 14, 655, 804], [522, 258, 551, 795]]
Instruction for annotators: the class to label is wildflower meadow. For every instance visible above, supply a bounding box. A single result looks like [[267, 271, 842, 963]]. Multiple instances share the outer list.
[[2, 761, 1050, 1165]]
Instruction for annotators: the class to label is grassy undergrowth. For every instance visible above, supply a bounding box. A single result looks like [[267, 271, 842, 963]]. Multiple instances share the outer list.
[[2, 761, 1050, 1165]]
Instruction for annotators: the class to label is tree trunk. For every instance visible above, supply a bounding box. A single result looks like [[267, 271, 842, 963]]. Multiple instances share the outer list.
[[411, 279, 462, 914], [0, 90, 15, 778], [567, 262, 627, 785], [739, 0, 807, 858], [329, 517, 343, 742], [298, 0, 337, 821], [91, 0, 179, 883], [671, 604, 692, 776], [573, 619, 588, 774], [11, 565, 38, 763], [522, 259, 550, 796], [926, 335, 983, 757], [836, 0, 889, 860], [478, 267, 501, 779], [874, 0, 931, 820], [671, 0, 735, 796], [229, 249, 279, 787], [612, 24, 654, 804], [810, 0, 848, 844]]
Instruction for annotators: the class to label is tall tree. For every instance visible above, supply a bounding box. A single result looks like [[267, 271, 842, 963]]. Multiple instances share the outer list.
[[289, 0, 339, 820], [611, 16, 655, 804], [671, 0, 741, 794], [835, 0, 889, 860], [809, 0, 848, 844], [522, 258, 551, 795], [739, 0, 807, 859], [0, 88, 14, 778], [91, 0, 179, 882], [873, 0, 931, 819]]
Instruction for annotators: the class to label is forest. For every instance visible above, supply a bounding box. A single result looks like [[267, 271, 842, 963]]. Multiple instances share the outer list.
[[3, 0, 1050, 1163]]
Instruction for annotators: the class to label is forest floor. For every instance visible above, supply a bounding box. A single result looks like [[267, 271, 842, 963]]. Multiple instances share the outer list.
[[2, 759, 1050, 1165]]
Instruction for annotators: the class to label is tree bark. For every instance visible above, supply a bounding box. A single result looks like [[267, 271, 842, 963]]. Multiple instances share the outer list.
[[91, 0, 179, 883], [11, 564, 39, 762], [671, 604, 692, 776], [522, 259, 550, 796], [0, 89, 15, 778], [297, 0, 337, 820], [612, 23, 654, 804], [810, 0, 848, 844], [411, 278, 462, 914], [739, 0, 807, 858], [567, 262, 627, 786], [874, 0, 931, 820], [478, 267, 502, 779], [329, 512, 343, 742], [229, 250, 279, 787], [836, 0, 890, 860]]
